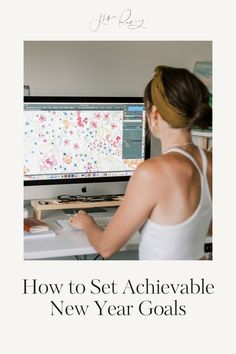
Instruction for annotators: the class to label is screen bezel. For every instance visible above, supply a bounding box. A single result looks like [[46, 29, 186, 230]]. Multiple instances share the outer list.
[[24, 96, 150, 186]]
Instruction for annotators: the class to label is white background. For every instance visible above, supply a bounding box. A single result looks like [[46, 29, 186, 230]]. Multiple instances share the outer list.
[[1, 0, 236, 353]]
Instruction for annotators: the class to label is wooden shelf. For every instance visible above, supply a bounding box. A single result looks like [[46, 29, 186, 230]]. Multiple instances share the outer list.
[[31, 197, 124, 220], [191, 129, 212, 150], [191, 130, 212, 138]]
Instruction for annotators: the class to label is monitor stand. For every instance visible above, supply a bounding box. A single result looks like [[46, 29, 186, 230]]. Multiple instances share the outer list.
[[31, 198, 123, 220]]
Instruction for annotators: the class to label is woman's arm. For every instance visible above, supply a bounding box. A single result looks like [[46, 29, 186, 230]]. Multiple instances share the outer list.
[[70, 160, 161, 258]]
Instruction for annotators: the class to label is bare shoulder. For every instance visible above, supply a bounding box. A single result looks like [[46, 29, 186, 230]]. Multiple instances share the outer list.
[[135, 155, 165, 174], [125, 156, 167, 200], [133, 154, 175, 181]]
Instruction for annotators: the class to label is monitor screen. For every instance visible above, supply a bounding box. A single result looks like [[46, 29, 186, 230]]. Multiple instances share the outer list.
[[24, 97, 150, 186]]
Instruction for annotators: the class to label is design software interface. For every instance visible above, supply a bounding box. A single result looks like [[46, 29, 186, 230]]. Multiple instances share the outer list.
[[24, 101, 146, 181]]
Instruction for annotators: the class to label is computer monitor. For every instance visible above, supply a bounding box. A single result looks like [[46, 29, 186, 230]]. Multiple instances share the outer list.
[[24, 97, 150, 200]]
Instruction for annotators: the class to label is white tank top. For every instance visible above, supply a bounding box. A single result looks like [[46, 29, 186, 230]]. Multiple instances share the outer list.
[[139, 146, 212, 260]]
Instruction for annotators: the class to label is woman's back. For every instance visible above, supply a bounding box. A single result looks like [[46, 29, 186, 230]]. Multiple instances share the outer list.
[[70, 65, 212, 261], [139, 146, 212, 260]]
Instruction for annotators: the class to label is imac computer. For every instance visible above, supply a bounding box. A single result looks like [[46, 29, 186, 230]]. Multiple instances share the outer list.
[[24, 97, 150, 200]]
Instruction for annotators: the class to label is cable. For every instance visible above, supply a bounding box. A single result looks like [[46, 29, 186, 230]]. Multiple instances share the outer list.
[[75, 255, 83, 260], [93, 254, 105, 260]]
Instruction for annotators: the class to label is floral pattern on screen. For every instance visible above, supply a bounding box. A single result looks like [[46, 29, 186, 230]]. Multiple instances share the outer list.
[[24, 110, 138, 176]]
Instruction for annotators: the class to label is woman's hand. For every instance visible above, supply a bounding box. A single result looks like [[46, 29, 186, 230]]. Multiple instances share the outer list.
[[70, 210, 106, 256], [69, 210, 96, 231]]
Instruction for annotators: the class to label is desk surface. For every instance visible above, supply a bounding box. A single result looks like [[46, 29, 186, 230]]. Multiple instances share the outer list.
[[24, 208, 140, 260]]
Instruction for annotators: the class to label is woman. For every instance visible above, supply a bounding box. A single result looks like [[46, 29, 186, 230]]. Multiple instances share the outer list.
[[70, 65, 212, 260]]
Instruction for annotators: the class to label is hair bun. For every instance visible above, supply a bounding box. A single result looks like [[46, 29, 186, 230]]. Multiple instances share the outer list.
[[188, 103, 212, 130]]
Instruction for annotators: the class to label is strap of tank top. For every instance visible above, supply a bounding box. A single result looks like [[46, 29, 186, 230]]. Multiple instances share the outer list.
[[197, 146, 212, 202], [164, 147, 203, 176], [197, 146, 208, 177]]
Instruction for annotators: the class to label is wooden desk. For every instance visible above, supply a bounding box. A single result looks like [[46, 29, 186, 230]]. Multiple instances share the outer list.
[[24, 208, 140, 260]]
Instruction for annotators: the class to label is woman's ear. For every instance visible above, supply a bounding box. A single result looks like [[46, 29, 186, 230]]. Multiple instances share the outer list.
[[149, 105, 159, 127]]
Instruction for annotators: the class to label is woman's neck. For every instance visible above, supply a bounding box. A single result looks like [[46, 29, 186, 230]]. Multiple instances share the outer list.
[[160, 129, 193, 153]]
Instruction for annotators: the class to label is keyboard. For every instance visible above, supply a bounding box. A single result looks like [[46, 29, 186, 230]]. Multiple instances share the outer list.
[[56, 219, 75, 230], [94, 215, 112, 228], [56, 215, 112, 231]]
